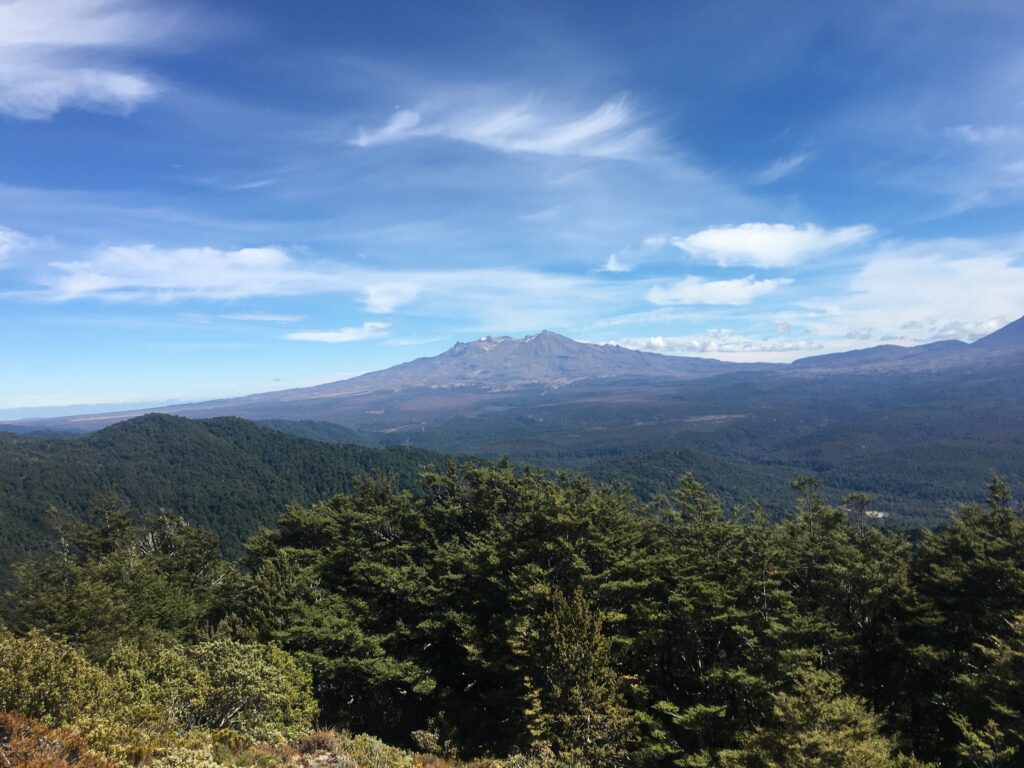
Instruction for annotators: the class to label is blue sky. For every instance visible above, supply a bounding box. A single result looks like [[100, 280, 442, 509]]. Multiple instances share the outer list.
[[2, 0, 1024, 415]]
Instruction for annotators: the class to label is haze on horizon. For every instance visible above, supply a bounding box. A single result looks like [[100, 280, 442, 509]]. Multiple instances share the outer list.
[[2, 0, 1024, 410]]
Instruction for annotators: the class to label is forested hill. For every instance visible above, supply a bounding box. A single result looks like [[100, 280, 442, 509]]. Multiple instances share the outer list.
[[0, 413, 442, 577]]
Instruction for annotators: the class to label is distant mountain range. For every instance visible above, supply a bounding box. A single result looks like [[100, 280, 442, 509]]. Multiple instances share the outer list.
[[5, 330, 771, 430], [8, 318, 1024, 432], [3, 316, 1023, 527]]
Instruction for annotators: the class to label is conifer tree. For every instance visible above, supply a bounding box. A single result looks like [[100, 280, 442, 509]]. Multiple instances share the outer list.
[[522, 587, 638, 766], [952, 613, 1024, 767], [724, 665, 927, 768]]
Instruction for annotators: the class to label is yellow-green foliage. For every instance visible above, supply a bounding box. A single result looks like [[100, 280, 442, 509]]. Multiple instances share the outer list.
[[0, 629, 111, 726], [336, 732, 417, 768], [0, 629, 150, 763], [187, 637, 317, 741], [0, 629, 316, 764], [149, 747, 222, 768], [107, 636, 317, 742], [722, 666, 931, 768]]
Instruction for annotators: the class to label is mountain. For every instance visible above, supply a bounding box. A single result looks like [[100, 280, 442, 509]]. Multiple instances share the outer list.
[[787, 316, 1024, 373], [297, 330, 764, 392], [2, 317, 1023, 529], [0, 414, 444, 584], [2, 331, 773, 431], [972, 315, 1024, 351], [789, 339, 973, 372], [8, 321, 1024, 435]]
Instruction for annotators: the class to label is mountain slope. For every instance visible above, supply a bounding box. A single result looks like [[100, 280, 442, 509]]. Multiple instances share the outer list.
[[2, 317, 1024, 530], [3, 332, 774, 431], [0, 414, 444, 583], [296, 330, 765, 394], [972, 315, 1024, 351]]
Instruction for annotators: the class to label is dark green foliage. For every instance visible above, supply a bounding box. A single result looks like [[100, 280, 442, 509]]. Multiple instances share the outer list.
[[3, 460, 1024, 767], [952, 613, 1024, 767], [722, 666, 926, 768], [901, 477, 1024, 764], [0, 414, 442, 585], [8, 500, 239, 657], [520, 587, 639, 766]]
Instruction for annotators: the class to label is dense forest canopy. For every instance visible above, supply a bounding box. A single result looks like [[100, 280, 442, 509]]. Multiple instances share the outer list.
[[0, 414, 442, 584], [3, 461, 1023, 767]]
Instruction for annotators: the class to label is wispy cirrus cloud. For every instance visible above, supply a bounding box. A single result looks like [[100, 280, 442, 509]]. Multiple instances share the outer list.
[[0, 0, 177, 119], [671, 222, 874, 268], [944, 124, 1024, 144], [36, 241, 634, 331], [0, 225, 31, 264], [600, 253, 631, 273], [755, 152, 810, 184], [286, 321, 390, 343], [220, 313, 304, 323], [350, 94, 653, 159], [647, 275, 790, 305]]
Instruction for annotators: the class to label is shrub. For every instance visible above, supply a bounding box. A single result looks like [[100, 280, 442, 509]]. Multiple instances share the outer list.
[[149, 746, 221, 768], [0, 711, 115, 768], [0, 630, 112, 726], [0, 630, 150, 764], [336, 732, 416, 768], [296, 729, 338, 754], [187, 638, 317, 741]]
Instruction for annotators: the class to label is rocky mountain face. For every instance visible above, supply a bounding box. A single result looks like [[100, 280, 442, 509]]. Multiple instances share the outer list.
[[294, 330, 766, 396]]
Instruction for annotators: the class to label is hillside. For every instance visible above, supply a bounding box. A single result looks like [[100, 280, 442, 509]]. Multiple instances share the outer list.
[[4, 318, 1024, 527], [0, 414, 443, 582]]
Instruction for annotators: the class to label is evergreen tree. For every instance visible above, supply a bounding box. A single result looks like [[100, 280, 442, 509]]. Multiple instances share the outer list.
[[907, 475, 1024, 763], [724, 665, 927, 768], [952, 613, 1024, 767], [521, 587, 638, 766]]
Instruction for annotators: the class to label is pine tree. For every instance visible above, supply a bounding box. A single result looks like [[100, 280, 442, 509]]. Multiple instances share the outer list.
[[952, 613, 1024, 767], [522, 587, 639, 766], [724, 665, 928, 768]]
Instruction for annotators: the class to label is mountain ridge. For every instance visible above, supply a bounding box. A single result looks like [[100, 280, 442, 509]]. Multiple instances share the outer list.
[[3, 316, 1023, 432]]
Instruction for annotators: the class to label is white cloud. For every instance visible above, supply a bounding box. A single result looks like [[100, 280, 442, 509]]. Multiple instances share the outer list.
[[791, 238, 1024, 346], [37, 242, 632, 331], [845, 244, 1024, 340], [600, 253, 631, 272], [615, 329, 822, 361], [286, 322, 390, 343], [350, 109, 422, 147], [755, 153, 810, 184], [361, 282, 421, 313], [945, 124, 1023, 144], [0, 0, 173, 119], [0, 226, 30, 264], [221, 313, 304, 323], [48, 245, 298, 301], [646, 275, 790, 306], [351, 95, 652, 159], [672, 222, 874, 268]]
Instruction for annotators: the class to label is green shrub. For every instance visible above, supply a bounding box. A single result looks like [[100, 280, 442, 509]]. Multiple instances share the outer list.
[[336, 732, 416, 768], [185, 638, 316, 741], [0, 630, 112, 726], [0, 630, 152, 764]]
